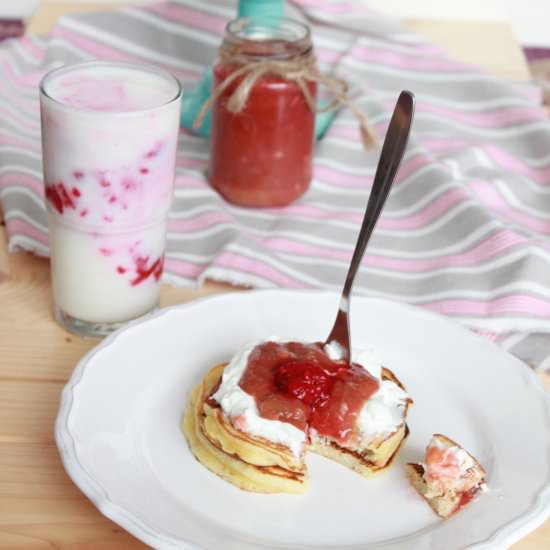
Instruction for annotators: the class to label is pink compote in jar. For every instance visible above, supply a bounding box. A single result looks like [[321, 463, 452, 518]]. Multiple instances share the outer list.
[[40, 61, 181, 337], [209, 17, 317, 207]]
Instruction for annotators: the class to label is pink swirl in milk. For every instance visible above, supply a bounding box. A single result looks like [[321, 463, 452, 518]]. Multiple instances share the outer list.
[[45, 141, 173, 228]]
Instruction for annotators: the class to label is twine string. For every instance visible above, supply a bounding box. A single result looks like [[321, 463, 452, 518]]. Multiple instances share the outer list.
[[193, 51, 377, 149]]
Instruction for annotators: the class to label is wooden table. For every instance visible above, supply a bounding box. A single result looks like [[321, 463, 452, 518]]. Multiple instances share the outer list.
[[0, 3, 548, 548]]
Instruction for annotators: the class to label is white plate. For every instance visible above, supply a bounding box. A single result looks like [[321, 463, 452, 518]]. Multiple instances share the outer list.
[[56, 290, 550, 550]]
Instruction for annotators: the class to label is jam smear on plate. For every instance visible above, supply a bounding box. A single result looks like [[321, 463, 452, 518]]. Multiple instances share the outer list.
[[239, 341, 380, 442]]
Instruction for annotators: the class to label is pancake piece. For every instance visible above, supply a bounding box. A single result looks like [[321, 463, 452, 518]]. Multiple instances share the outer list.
[[406, 434, 486, 518]]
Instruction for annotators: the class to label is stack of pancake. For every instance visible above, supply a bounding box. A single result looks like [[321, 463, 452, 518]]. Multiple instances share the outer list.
[[183, 362, 411, 494]]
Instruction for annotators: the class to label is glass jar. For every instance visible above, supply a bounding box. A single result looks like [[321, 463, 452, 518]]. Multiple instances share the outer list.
[[209, 17, 317, 207]]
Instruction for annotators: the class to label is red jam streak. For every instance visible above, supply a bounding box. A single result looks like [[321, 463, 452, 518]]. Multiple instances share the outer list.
[[122, 178, 137, 191], [145, 141, 162, 159], [130, 256, 163, 286], [454, 486, 480, 515], [239, 342, 380, 441], [210, 61, 317, 207], [113, 255, 163, 285], [45, 181, 78, 214]]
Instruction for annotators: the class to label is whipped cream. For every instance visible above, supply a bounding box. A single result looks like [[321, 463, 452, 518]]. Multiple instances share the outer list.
[[212, 338, 410, 456], [431, 437, 476, 472], [358, 379, 410, 443], [323, 341, 346, 361]]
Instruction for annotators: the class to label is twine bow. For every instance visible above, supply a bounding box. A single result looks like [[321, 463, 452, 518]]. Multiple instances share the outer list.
[[193, 49, 377, 149]]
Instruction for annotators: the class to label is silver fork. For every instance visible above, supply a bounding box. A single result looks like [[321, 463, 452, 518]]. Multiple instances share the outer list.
[[324, 90, 415, 363]]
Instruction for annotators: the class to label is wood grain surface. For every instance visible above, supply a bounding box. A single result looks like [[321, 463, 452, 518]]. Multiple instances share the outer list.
[[0, 3, 548, 548]]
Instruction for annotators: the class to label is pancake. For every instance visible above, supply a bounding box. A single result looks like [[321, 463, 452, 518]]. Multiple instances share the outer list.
[[183, 364, 308, 494], [406, 434, 486, 518], [183, 361, 411, 494]]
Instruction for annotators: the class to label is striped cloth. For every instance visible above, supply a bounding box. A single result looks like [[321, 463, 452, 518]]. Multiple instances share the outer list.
[[2, 0, 550, 369]]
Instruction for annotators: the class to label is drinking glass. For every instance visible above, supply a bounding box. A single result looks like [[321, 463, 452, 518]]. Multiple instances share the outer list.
[[40, 61, 181, 337]]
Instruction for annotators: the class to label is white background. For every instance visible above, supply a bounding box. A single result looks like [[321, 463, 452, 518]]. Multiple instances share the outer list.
[[3, 0, 550, 46]]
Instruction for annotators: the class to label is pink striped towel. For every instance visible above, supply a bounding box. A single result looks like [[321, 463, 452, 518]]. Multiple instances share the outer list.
[[2, 0, 550, 368]]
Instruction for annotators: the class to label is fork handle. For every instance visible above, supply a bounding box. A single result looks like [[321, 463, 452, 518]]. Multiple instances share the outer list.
[[325, 91, 415, 361]]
